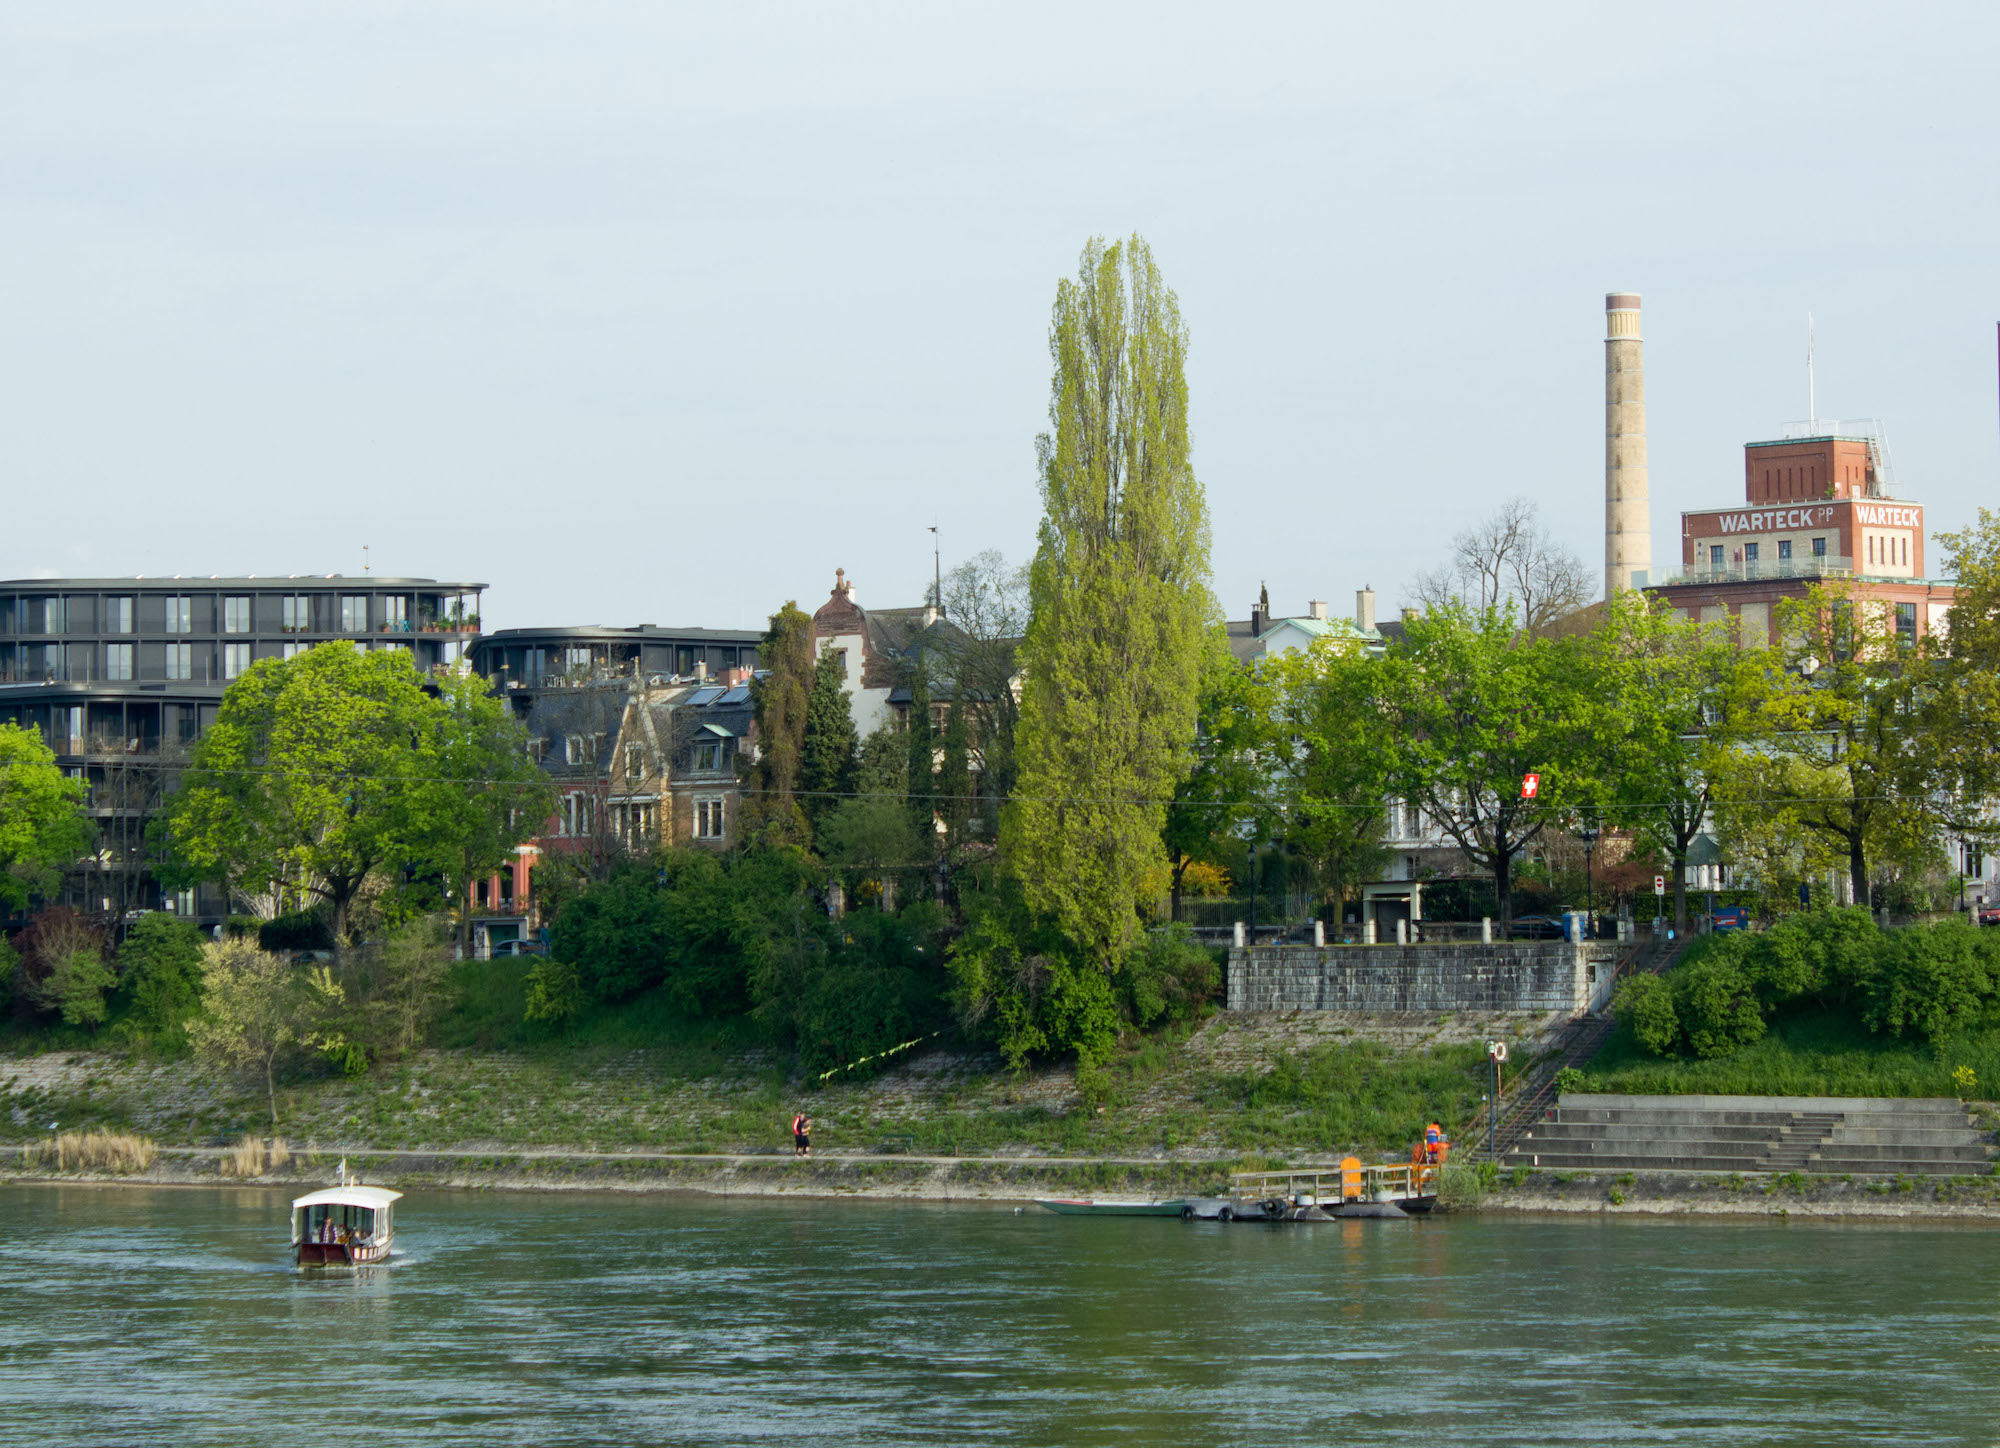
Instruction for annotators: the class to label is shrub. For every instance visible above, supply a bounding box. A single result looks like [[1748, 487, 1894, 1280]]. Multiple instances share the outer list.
[[523, 956, 586, 1024], [258, 905, 334, 954], [1554, 1066, 1587, 1095], [1861, 917, 1995, 1044], [1120, 923, 1220, 1028], [116, 913, 207, 1039], [1613, 973, 1680, 1057], [9, 907, 111, 1025], [1675, 952, 1766, 1058]]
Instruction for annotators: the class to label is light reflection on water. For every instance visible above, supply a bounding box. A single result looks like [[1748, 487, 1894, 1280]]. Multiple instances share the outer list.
[[2, 1184, 1997, 1446]]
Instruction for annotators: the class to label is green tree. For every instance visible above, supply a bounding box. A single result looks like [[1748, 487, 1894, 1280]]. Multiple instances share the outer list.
[[158, 643, 439, 944], [1008, 234, 1215, 971], [934, 549, 1029, 803], [188, 939, 344, 1125], [415, 668, 553, 959], [1597, 593, 1747, 932], [1926, 509, 2000, 845], [116, 912, 208, 1042], [1266, 634, 1394, 922], [743, 603, 815, 847], [1372, 602, 1610, 927], [798, 644, 858, 841], [905, 658, 936, 847], [0, 723, 92, 911], [1162, 636, 1273, 921], [936, 701, 973, 856], [1733, 583, 1946, 908]]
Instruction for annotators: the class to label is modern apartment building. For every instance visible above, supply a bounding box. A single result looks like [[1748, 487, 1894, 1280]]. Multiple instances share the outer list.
[[470, 625, 762, 713], [0, 575, 484, 923]]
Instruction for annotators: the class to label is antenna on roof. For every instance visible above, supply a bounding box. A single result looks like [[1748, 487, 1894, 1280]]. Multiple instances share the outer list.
[[928, 523, 942, 617]]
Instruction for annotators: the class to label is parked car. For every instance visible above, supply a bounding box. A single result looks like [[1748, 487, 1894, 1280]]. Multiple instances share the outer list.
[[1509, 915, 1566, 940], [492, 938, 546, 958], [1979, 906, 2000, 928]]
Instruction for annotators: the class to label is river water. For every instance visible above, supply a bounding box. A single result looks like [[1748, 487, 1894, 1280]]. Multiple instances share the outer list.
[[3, 1184, 1996, 1446]]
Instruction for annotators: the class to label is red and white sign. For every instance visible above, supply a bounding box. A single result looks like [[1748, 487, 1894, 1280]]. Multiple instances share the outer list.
[[1654, 875, 1666, 897], [1520, 773, 1541, 799]]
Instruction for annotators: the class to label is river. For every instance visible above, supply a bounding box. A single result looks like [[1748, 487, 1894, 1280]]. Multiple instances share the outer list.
[[2, 1184, 1995, 1445]]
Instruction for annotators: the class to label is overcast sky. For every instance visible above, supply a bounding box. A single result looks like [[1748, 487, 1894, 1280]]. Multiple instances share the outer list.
[[3, 3, 1995, 631]]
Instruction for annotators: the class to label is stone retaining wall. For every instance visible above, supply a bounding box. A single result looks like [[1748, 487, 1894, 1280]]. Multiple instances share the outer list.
[[1225, 941, 1620, 1014]]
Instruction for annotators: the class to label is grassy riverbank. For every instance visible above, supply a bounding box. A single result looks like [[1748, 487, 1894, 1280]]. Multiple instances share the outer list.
[[0, 1002, 1538, 1164]]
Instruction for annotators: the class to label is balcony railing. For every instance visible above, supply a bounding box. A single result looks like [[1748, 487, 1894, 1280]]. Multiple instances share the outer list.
[[1655, 556, 1855, 587]]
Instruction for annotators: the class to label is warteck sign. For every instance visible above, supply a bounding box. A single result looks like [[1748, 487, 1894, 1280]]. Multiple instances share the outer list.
[[1854, 504, 1923, 529], [1714, 506, 1838, 534]]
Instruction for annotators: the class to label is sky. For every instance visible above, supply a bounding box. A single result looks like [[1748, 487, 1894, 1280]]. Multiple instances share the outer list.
[[3, 2, 1996, 632]]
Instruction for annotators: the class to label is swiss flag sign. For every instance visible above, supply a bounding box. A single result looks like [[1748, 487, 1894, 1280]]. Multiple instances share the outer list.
[[1520, 773, 1541, 799]]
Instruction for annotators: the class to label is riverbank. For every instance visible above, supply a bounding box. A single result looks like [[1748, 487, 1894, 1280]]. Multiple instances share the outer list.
[[8, 1144, 1999, 1220]]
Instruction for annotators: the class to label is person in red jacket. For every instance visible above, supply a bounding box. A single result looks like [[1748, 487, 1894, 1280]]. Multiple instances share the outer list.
[[792, 1112, 811, 1158]]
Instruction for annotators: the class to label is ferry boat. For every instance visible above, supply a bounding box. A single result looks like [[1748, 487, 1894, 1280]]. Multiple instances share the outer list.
[[292, 1186, 401, 1266], [1033, 1198, 1189, 1217]]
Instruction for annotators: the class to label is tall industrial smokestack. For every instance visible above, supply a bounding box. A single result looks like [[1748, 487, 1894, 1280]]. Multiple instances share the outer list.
[[1604, 291, 1651, 596]]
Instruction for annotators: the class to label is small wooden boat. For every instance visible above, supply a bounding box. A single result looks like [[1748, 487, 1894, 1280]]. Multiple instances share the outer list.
[[1033, 1198, 1188, 1217], [292, 1186, 401, 1266]]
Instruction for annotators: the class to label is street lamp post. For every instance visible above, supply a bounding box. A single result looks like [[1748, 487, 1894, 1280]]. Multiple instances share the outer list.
[[1577, 812, 1601, 939]]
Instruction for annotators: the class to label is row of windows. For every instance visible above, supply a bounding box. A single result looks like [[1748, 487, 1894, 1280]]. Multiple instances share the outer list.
[[556, 792, 726, 840], [1707, 537, 1830, 568], [0, 638, 419, 684], [4, 593, 438, 637], [1867, 534, 1910, 568]]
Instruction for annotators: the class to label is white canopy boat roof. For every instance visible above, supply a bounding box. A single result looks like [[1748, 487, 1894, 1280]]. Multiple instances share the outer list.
[[291, 1186, 402, 1211]]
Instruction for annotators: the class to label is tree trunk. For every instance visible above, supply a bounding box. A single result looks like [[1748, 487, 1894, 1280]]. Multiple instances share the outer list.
[[1493, 831, 1513, 933], [1849, 833, 1868, 913], [265, 1049, 279, 1127], [1672, 846, 1689, 935]]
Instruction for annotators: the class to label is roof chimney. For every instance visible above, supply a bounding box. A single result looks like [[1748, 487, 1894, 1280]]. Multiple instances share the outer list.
[[1307, 599, 1326, 622], [1250, 600, 1265, 638], [833, 567, 853, 601], [1355, 587, 1376, 633]]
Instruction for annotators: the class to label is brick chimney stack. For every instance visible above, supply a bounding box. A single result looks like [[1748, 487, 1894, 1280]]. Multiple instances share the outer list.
[[1605, 291, 1652, 596]]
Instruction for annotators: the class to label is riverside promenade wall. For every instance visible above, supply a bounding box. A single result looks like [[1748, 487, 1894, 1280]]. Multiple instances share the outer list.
[[1226, 941, 1620, 1014]]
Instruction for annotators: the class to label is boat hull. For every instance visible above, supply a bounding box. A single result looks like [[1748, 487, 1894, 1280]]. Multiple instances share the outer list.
[[296, 1239, 391, 1266], [1034, 1199, 1188, 1217]]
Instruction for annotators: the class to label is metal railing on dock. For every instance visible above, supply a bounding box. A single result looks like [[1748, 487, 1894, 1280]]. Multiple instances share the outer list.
[[1231, 1161, 1440, 1202]]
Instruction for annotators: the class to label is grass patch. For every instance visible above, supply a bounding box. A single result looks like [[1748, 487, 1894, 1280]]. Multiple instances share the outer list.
[[1585, 1005, 2000, 1098], [21, 1129, 157, 1173]]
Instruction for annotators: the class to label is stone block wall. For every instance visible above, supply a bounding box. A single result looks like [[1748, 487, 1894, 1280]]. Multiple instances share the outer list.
[[1226, 941, 1621, 1014]]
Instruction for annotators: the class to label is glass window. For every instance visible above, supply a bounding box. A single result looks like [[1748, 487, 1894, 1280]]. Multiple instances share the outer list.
[[383, 596, 409, 631], [566, 646, 592, 674], [694, 740, 723, 772], [1744, 542, 1759, 563], [223, 643, 251, 679], [42, 598, 62, 634], [222, 597, 251, 634], [106, 597, 134, 633], [1897, 602, 1917, 642], [282, 596, 311, 633], [283, 642, 309, 660], [625, 743, 644, 781], [1709, 545, 1724, 569], [341, 596, 368, 632], [696, 798, 725, 839], [105, 643, 134, 681], [566, 735, 585, 765], [1777, 540, 1792, 561], [1812, 537, 1827, 558], [165, 596, 193, 634], [166, 644, 193, 681]]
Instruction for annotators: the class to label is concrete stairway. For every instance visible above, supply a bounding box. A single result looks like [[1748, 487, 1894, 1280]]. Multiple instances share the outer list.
[[1505, 1094, 1996, 1177]]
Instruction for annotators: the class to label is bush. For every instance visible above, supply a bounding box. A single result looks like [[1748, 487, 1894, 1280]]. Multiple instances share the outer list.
[[1861, 917, 1996, 1044], [116, 913, 207, 1040], [1675, 951, 1767, 1058], [1120, 924, 1220, 1028], [948, 888, 1120, 1068], [1612, 973, 1680, 1057], [523, 956, 586, 1024], [258, 905, 334, 954]]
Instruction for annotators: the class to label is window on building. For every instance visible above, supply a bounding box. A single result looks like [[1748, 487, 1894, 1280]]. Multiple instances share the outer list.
[[1744, 542, 1760, 564], [696, 797, 726, 839], [565, 735, 586, 765], [282, 595, 311, 633], [525, 737, 547, 763], [106, 597, 134, 633], [166, 643, 193, 681], [383, 596, 409, 631], [566, 646, 592, 674], [1777, 540, 1792, 561], [1812, 537, 1827, 558], [283, 642, 309, 660], [42, 598, 63, 634], [625, 742, 644, 781], [105, 643, 134, 681], [223, 643, 251, 680], [693, 740, 723, 772], [165, 596, 193, 634], [166, 888, 195, 916], [341, 595, 368, 632], [222, 596, 252, 634], [1709, 545, 1724, 569], [1896, 602, 1917, 645]]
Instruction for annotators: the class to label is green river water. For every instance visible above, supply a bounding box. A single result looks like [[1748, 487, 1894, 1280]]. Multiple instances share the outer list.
[[2, 1184, 1996, 1446]]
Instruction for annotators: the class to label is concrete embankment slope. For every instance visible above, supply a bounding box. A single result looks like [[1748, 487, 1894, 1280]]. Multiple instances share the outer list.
[[1507, 1094, 1997, 1176]]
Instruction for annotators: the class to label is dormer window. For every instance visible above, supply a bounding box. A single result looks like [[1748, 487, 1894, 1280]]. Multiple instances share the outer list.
[[565, 735, 586, 765]]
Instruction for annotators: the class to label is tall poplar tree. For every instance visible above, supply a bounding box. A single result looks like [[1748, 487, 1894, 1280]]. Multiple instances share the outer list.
[[1007, 234, 1215, 971], [798, 645, 858, 841], [905, 658, 936, 851], [743, 603, 815, 848]]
